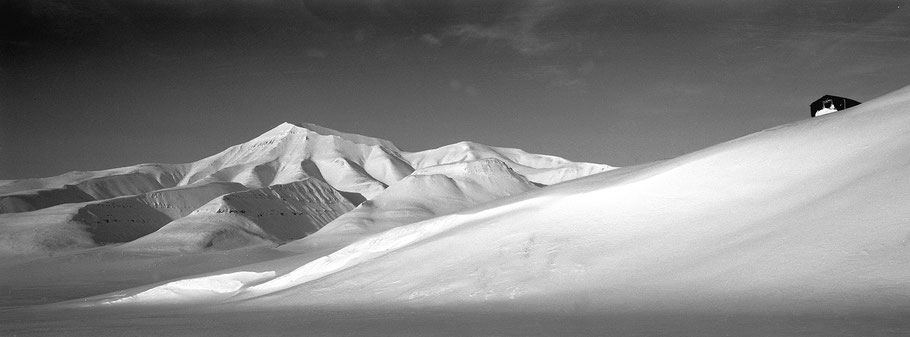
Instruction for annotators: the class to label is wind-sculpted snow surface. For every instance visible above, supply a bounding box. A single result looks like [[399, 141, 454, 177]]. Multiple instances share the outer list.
[[83, 85, 910, 315]]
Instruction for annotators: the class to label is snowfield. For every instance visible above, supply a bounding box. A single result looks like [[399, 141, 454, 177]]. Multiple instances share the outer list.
[[4, 86, 910, 336]]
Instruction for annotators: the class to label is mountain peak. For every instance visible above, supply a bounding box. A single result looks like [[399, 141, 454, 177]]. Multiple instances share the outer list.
[[258, 122, 399, 151]]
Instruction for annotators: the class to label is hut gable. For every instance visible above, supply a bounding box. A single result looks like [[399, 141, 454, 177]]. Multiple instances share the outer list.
[[811, 95, 861, 117]]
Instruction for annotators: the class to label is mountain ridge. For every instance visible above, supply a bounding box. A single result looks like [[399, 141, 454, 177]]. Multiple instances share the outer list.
[[0, 122, 613, 256]]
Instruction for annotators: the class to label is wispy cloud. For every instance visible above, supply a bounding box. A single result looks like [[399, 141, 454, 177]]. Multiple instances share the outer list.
[[444, 0, 564, 55], [419, 33, 442, 47], [520, 64, 591, 93], [448, 79, 480, 97]]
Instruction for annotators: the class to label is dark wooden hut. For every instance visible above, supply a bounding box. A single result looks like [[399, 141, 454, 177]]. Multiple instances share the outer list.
[[811, 95, 861, 117]]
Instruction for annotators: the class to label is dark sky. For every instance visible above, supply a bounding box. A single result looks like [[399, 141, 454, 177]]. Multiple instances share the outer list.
[[2, 0, 910, 179]]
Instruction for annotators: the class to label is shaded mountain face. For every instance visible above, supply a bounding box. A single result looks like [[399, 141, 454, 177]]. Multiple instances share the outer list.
[[279, 158, 540, 254], [0, 123, 611, 256], [119, 178, 356, 253]]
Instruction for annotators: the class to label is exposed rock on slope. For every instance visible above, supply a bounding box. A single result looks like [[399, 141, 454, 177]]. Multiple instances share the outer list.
[[120, 178, 355, 253], [137, 182, 249, 219], [0, 200, 165, 255]]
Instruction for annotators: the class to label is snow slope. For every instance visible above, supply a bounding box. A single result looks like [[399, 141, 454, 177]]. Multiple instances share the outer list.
[[88, 85, 910, 314]]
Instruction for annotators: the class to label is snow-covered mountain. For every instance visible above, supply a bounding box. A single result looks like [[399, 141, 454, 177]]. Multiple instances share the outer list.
[[79, 85, 910, 315], [0, 123, 611, 256], [6, 85, 910, 326]]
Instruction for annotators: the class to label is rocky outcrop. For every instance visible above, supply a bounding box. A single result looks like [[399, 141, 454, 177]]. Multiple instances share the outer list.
[[134, 182, 248, 219]]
